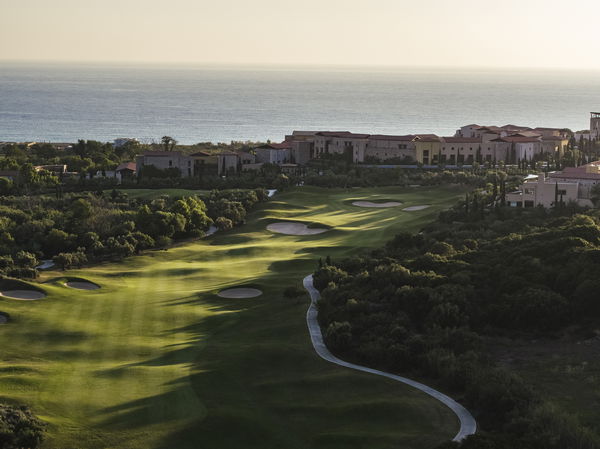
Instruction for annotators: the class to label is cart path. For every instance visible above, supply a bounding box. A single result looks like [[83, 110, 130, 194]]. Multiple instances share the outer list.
[[303, 274, 477, 442]]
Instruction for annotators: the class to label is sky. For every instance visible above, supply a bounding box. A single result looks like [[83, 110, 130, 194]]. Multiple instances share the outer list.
[[1, 0, 599, 69]]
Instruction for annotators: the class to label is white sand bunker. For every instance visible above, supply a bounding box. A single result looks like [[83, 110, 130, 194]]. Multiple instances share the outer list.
[[0, 290, 46, 300], [403, 205, 430, 211], [267, 222, 328, 235], [217, 288, 263, 299], [352, 201, 402, 208], [65, 281, 100, 290]]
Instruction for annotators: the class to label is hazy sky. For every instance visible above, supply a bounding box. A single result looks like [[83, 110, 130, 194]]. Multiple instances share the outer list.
[[1, 0, 599, 68]]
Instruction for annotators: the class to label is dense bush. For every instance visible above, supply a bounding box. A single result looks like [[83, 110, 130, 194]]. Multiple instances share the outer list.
[[0, 404, 45, 449], [0, 189, 267, 277], [314, 203, 600, 447]]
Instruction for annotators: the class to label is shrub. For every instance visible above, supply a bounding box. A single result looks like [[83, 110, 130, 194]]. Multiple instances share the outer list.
[[0, 403, 46, 449]]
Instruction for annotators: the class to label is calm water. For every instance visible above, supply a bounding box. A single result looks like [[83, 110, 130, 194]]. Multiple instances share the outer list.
[[1, 63, 600, 144]]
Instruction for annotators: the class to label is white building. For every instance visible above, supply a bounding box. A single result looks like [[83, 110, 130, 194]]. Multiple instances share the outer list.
[[506, 173, 582, 208]]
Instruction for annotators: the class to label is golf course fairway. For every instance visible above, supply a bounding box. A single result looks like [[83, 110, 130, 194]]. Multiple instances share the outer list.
[[0, 185, 468, 449]]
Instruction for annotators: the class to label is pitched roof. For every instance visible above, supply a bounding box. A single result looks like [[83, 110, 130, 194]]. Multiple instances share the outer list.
[[255, 142, 292, 150], [500, 124, 532, 131], [491, 136, 540, 143], [550, 166, 600, 180], [116, 162, 137, 172], [315, 131, 370, 139], [190, 151, 212, 157], [368, 134, 417, 141]]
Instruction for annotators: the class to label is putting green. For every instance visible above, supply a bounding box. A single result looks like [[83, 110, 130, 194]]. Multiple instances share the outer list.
[[0, 185, 467, 449]]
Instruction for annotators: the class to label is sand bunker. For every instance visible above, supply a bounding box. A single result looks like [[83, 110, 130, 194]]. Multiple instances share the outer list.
[[403, 205, 430, 211], [0, 290, 46, 300], [36, 260, 55, 270], [352, 201, 402, 208], [205, 225, 218, 236], [65, 281, 100, 290], [267, 189, 277, 198], [218, 288, 263, 299], [267, 222, 328, 235]]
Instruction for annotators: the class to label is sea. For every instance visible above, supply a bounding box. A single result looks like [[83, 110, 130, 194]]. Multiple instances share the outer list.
[[1, 62, 600, 145]]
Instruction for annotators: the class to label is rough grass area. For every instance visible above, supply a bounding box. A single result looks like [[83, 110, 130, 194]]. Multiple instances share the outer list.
[[0, 185, 466, 449]]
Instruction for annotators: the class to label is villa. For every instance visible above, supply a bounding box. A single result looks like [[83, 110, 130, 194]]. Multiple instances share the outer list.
[[136, 151, 194, 177], [507, 161, 600, 208]]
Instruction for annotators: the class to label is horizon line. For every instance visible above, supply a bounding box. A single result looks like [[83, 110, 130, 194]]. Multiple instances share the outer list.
[[2, 58, 600, 73]]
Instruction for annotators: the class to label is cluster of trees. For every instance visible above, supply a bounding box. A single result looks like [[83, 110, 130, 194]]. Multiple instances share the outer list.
[[313, 203, 600, 448], [0, 403, 45, 449], [0, 188, 267, 277]]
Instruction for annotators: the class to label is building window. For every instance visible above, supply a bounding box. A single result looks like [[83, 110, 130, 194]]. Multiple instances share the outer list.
[[169, 160, 173, 167], [557, 189, 567, 195]]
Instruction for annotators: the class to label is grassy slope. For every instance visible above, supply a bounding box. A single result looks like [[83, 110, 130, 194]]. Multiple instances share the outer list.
[[104, 188, 209, 200], [0, 185, 466, 449]]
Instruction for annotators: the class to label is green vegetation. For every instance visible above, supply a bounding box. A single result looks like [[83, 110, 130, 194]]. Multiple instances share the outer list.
[[0, 185, 466, 449], [314, 194, 600, 448], [0, 189, 267, 276], [0, 403, 46, 449]]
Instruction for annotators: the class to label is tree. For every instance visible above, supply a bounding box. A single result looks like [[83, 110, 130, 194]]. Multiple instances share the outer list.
[[215, 216, 233, 231], [161, 136, 177, 152], [0, 403, 45, 449]]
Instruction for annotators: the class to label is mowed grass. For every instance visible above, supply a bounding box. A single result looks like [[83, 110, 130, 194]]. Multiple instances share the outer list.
[[0, 185, 467, 449], [105, 188, 209, 200]]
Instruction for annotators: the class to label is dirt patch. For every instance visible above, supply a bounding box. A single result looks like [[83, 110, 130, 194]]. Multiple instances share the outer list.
[[403, 205, 430, 211], [0, 290, 46, 300], [267, 222, 328, 235], [217, 288, 263, 299], [65, 281, 100, 290], [352, 201, 402, 208]]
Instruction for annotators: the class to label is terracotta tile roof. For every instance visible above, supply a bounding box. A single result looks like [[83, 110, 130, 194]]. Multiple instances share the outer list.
[[316, 131, 369, 139], [550, 169, 600, 180], [491, 136, 540, 143], [116, 162, 136, 171], [368, 134, 416, 141], [500, 124, 532, 131], [256, 142, 292, 150]]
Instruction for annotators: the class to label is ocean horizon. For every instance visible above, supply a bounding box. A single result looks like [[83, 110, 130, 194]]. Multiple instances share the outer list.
[[1, 62, 599, 145]]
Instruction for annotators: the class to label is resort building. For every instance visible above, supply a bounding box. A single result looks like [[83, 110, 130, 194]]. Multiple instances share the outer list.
[[255, 142, 291, 164], [414, 136, 441, 165], [217, 151, 256, 175], [365, 135, 417, 161], [437, 137, 482, 164], [314, 131, 370, 162], [549, 162, 600, 202], [135, 151, 194, 177], [506, 173, 581, 208]]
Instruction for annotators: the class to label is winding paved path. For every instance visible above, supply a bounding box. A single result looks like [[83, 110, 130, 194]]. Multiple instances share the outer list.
[[303, 274, 477, 442]]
